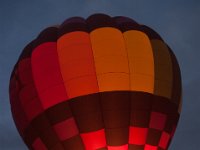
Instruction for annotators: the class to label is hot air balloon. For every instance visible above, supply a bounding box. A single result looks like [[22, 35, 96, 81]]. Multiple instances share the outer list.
[[9, 14, 182, 150]]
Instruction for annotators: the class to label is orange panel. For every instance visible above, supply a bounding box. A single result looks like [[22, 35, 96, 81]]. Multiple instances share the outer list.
[[57, 31, 99, 98], [151, 40, 173, 98], [123, 30, 154, 93], [65, 76, 99, 98], [90, 27, 130, 92], [97, 73, 130, 91]]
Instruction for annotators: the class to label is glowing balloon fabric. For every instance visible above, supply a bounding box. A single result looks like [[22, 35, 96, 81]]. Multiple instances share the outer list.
[[9, 14, 182, 150]]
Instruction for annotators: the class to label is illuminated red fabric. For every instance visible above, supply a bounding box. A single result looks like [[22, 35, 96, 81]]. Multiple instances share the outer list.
[[129, 127, 148, 145], [108, 144, 128, 150], [81, 129, 106, 150], [159, 131, 170, 149]]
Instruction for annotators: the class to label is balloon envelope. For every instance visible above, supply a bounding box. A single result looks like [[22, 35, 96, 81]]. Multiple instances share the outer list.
[[9, 14, 182, 150]]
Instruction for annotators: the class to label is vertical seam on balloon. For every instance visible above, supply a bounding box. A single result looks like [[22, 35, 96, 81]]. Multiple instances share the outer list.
[[145, 37, 155, 148], [88, 27, 107, 149], [150, 40, 156, 96], [120, 30, 132, 149], [52, 35, 72, 149], [56, 30, 85, 149]]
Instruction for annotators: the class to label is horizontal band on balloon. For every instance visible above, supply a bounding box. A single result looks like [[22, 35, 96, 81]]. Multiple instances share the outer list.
[[22, 91, 179, 149]]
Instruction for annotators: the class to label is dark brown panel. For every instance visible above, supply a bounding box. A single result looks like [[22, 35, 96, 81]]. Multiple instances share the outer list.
[[164, 114, 179, 133], [69, 93, 101, 115], [158, 147, 165, 150], [128, 144, 144, 150], [97, 147, 108, 150], [168, 46, 182, 105], [74, 112, 104, 133], [62, 135, 85, 150], [139, 25, 163, 41], [45, 101, 72, 125], [152, 96, 178, 114], [31, 114, 52, 133], [50, 143, 65, 150], [105, 127, 129, 146], [36, 27, 58, 44], [130, 110, 151, 127], [30, 113, 60, 148], [39, 127, 60, 149], [58, 17, 88, 37], [113, 16, 140, 32], [86, 14, 117, 32], [23, 125, 38, 147], [18, 40, 35, 60], [146, 128, 162, 146], [100, 91, 130, 146], [112, 16, 163, 41], [131, 92, 153, 111], [69, 94, 104, 133], [103, 109, 130, 128], [101, 91, 130, 110]]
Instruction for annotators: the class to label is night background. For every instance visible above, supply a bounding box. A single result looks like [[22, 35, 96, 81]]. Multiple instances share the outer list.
[[0, 0, 200, 149]]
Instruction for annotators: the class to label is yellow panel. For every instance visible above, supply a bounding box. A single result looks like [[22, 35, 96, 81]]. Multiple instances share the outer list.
[[94, 56, 129, 74], [90, 28, 127, 58], [130, 74, 154, 93], [90, 27, 130, 92], [151, 40, 173, 98], [123, 30, 154, 93]]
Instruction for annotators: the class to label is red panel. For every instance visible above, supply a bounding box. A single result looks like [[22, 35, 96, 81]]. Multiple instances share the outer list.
[[144, 144, 158, 150], [108, 144, 128, 150], [81, 129, 106, 150], [16, 58, 44, 121], [53, 117, 79, 140], [18, 59, 33, 85], [32, 138, 47, 150], [149, 112, 167, 130], [32, 42, 68, 109], [129, 127, 148, 145], [19, 84, 38, 106], [10, 80, 29, 134], [23, 98, 43, 121], [159, 132, 170, 149]]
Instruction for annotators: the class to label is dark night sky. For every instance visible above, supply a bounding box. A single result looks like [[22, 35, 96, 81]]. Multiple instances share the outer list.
[[0, 0, 200, 149]]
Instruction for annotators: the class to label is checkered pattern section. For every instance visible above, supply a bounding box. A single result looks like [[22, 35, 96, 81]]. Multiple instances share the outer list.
[[16, 92, 179, 150]]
